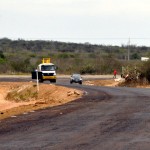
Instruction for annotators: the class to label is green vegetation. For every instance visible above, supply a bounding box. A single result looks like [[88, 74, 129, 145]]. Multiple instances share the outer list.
[[138, 61, 150, 83], [0, 38, 150, 75]]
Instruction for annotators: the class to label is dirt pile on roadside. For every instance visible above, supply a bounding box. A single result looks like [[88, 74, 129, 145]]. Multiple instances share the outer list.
[[0, 82, 83, 120], [84, 79, 124, 87], [84, 78, 150, 88]]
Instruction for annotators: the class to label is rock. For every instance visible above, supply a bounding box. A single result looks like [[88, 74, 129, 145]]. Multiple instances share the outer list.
[[114, 78, 124, 82], [74, 90, 80, 95], [67, 91, 73, 96]]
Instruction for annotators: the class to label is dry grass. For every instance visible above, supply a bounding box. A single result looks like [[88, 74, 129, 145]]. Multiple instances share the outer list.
[[6, 84, 38, 102]]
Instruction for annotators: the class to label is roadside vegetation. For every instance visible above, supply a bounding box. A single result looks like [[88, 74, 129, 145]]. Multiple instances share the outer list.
[[0, 38, 150, 83], [6, 84, 38, 102]]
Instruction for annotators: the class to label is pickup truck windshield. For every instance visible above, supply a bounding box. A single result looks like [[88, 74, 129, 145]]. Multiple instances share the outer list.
[[41, 65, 55, 71]]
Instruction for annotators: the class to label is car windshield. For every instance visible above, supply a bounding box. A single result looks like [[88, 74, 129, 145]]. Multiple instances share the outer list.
[[41, 65, 55, 71], [72, 74, 81, 78]]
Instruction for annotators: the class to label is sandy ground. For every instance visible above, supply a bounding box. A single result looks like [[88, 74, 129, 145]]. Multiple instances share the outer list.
[[84, 80, 115, 86], [0, 78, 122, 120], [84, 78, 123, 86], [0, 82, 83, 120], [84, 78, 150, 88]]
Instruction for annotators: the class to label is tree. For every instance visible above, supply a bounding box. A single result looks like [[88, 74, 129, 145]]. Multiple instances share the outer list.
[[131, 53, 140, 60]]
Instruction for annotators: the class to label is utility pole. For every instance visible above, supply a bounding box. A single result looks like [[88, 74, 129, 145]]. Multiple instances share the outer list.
[[127, 38, 130, 61]]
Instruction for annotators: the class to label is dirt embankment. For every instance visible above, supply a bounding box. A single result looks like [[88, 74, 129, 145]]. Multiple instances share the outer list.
[[84, 79, 122, 87], [0, 82, 83, 120], [84, 78, 150, 88]]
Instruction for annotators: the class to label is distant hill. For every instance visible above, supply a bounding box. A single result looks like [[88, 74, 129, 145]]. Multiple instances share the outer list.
[[0, 38, 149, 74], [0, 38, 149, 54]]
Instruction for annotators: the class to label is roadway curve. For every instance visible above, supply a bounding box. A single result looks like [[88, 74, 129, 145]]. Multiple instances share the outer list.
[[0, 77, 150, 150]]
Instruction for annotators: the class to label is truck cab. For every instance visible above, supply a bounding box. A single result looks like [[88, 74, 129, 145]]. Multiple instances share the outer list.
[[37, 63, 56, 83], [32, 58, 57, 83]]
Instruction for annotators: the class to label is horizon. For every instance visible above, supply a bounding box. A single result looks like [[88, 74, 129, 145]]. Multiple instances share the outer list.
[[1, 0, 150, 47], [0, 37, 150, 47]]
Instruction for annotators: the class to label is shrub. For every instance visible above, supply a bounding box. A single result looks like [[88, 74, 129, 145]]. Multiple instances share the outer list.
[[80, 64, 96, 74], [139, 60, 150, 83]]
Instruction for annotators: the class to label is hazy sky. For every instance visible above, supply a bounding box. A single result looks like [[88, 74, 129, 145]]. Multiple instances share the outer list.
[[0, 0, 150, 46]]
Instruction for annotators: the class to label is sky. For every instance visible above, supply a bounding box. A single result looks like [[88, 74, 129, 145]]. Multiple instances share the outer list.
[[0, 0, 150, 46]]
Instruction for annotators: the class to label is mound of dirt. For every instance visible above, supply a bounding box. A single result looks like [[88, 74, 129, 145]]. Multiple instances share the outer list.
[[84, 79, 124, 87], [0, 82, 83, 120], [84, 78, 150, 88]]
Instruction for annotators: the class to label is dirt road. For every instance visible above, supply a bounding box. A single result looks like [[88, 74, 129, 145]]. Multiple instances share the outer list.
[[0, 78, 150, 149]]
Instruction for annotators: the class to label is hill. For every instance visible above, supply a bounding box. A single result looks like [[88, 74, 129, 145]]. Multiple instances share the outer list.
[[0, 38, 149, 74]]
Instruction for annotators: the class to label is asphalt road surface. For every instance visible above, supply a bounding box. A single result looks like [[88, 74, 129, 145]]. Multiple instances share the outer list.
[[0, 77, 150, 150]]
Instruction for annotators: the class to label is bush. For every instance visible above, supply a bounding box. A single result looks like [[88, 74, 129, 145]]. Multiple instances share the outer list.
[[80, 64, 96, 74], [139, 61, 150, 82]]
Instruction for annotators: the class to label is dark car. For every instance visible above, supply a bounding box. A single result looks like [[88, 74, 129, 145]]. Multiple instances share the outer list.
[[70, 74, 82, 84]]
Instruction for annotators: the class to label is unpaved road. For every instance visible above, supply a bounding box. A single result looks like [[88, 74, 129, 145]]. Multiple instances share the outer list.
[[0, 77, 150, 150]]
